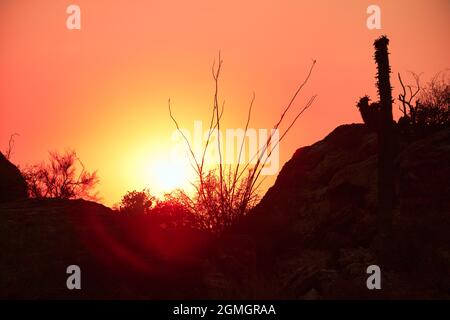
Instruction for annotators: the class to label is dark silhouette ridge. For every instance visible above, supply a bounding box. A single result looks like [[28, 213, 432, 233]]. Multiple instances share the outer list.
[[0, 152, 28, 202], [1, 124, 449, 299]]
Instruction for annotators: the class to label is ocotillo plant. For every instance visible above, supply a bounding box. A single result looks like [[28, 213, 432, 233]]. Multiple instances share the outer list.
[[374, 35, 395, 261], [169, 56, 317, 232]]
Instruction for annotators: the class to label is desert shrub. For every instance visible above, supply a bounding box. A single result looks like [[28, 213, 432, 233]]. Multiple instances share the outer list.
[[168, 169, 261, 231], [398, 70, 449, 132], [415, 71, 450, 128], [118, 189, 155, 215], [116, 189, 205, 229], [152, 192, 203, 228], [22, 150, 98, 200]]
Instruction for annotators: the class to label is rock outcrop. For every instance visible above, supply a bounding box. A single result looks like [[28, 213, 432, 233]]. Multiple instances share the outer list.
[[231, 124, 450, 299]]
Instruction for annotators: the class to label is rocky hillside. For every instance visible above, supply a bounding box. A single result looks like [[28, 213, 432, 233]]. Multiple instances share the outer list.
[[0, 197, 215, 299], [1, 124, 449, 299], [223, 124, 450, 299]]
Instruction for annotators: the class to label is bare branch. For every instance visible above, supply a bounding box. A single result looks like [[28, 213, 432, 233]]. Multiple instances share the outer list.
[[236, 59, 317, 182], [168, 98, 201, 176], [4, 133, 19, 160]]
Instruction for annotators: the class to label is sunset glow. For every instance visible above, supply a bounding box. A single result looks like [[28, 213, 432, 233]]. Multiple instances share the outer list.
[[1, 0, 448, 205], [1, 0, 449, 303], [145, 156, 194, 196]]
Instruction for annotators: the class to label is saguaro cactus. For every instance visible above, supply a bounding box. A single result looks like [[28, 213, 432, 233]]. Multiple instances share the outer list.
[[356, 36, 395, 261], [374, 36, 393, 126], [374, 36, 395, 261]]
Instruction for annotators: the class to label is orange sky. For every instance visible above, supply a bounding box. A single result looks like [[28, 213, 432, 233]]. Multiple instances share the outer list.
[[1, 0, 449, 206]]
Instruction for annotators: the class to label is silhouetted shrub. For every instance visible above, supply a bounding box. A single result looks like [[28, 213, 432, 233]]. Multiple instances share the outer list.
[[415, 71, 450, 128], [22, 150, 98, 200], [169, 169, 260, 231], [116, 189, 204, 229], [118, 189, 155, 215], [152, 193, 203, 228], [398, 70, 449, 133]]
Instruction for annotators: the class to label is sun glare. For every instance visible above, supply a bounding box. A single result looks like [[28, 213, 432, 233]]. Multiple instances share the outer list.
[[144, 156, 194, 197]]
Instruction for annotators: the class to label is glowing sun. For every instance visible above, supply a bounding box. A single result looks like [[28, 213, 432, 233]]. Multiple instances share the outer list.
[[144, 156, 194, 196]]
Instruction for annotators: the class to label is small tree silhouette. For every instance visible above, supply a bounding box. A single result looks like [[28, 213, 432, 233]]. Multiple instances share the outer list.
[[169, 55, 317, 232], [118, 189, 155, 215], [22, 150, 99, 200]]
